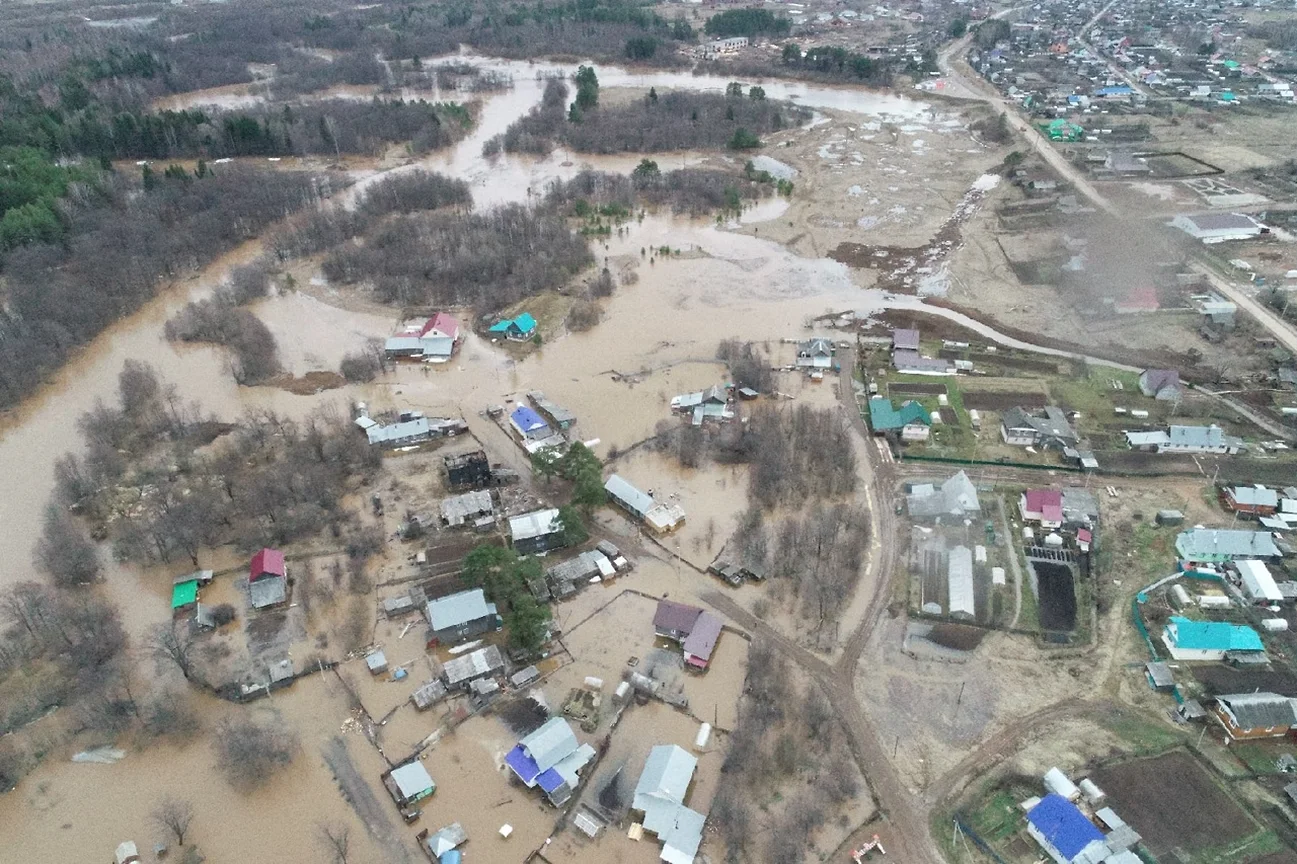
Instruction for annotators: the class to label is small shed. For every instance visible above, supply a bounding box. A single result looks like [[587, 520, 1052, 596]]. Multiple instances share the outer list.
[[1145, 661, 1175, 692], [412, 679, 449, 710], [385, 760, 436, 807], [366, 650, 389, 675]]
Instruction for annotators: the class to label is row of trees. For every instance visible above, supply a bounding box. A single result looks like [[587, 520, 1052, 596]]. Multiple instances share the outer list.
[[546, 167, 776, 219], [704, 9, 792, 38], [460, 545, 554, 653], [0, 166, 319, 410]]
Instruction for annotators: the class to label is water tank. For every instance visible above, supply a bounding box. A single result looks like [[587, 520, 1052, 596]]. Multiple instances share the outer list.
[[1078, 778, 1105, 804], [1044, 767, 1080, 801]]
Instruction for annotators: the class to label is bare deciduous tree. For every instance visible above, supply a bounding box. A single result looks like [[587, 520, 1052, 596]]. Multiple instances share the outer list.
[[316, 822, 351, 864], [212, 716, 299, 792], [34, 504, 100, 589], [151, 795, 195, 846], [148, 623, 199, 683]]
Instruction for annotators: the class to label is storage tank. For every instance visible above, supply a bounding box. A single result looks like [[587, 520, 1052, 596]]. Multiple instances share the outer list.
[[1078, 778, 1105, 804], [1170, 584, 1191, 609], [1044, 767, 1080, 801], [1263, 618, 1289, 632]]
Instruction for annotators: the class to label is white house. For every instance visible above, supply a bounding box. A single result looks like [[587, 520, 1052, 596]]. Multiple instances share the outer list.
[[1170, 213, 1265, 244]]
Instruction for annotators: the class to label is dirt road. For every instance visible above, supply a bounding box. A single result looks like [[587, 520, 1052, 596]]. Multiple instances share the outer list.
[[321, 736, 418, 864]]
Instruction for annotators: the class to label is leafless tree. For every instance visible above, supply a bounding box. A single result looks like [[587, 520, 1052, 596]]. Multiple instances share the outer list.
[[151, 795, 195, 846], [212, 716, 299, 792], [316, 823, 351, 864], [34, 504, 100, 589], [148, 623, 199, 683]]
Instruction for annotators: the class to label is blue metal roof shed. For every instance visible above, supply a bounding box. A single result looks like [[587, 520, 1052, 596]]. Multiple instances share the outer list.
[[510, 405, 549, 437]]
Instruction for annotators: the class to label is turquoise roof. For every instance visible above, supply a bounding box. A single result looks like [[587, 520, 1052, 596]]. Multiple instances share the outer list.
[[868, 396, 932, 432], [489, 313, 538, 335], [1168, 616, 1263, 651], [489, 320, 512, 332], [513, 313, 537, 332]]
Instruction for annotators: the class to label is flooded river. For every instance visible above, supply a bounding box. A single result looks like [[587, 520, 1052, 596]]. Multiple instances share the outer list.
[[0, 54, 1087, 861]]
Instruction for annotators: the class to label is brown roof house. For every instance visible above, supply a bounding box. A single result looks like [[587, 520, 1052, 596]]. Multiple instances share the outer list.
[[1212, 692, 1297, 740]]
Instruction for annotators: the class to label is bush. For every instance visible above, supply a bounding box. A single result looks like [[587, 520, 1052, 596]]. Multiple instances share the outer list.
[[728, 128, 761, 150], [566, 299, 602, 332], [210, 603, 237, 626], [212, 716, 298, 792]]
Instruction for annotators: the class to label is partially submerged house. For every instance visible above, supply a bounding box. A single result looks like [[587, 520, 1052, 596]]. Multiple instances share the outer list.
[[653, 600, 722, 670], [1001, 407, 1078, 450], [605, 475, 686, 533], [1176, 529, 1281, 564], [633, 745, 706, 864], [527, 391, 576, 430], [509, 405, 551, 442], [422, 823, 467, 861], [1211, 692, 1297, 740], [425, 588, 500, 645], [504, 717, 596, 806], [249, 548, 288, 610], [384, 760, 436, 810], [1162, 616, 1264, 661], [670, 385, 732, 426], [384, 312, 461, 360], [1021, 489, 1064, 529], [1138, 369, 1183, 401], [355, 410, 466, 448], [796, 338, 834, 370], [489, 313, 537, 341], [509, 508, 567, 555], [867, 396, 932, 441], [906, 471, 980, 520], [443, 644, 506, 690]]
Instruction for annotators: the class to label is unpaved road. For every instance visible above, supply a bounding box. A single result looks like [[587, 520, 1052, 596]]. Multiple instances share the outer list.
[[321, 736, 417, 864]]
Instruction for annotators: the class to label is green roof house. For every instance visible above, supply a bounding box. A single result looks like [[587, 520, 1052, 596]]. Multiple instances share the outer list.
[[1163, 616, 1264, 661], [489, 313, 538, 341], [868, 397, 932, 441], [171, 579, 199, 610]]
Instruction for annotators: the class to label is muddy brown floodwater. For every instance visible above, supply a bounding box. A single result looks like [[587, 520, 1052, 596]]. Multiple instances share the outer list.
[[0, 53, 1058, 862]]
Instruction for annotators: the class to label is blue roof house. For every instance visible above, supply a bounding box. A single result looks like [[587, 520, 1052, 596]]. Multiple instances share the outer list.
[[867, 397, 932, 435], [510, 405, 551, 441], [504, 717, 596, 806], [489, 313, 538, 341], [1095, 85, 1134, 98], [1026, 794, 1109, 864], [1162, 616, 1264, 661]]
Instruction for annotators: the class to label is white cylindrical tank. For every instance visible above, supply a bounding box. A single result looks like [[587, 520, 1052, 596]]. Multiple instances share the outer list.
[[695, 723, 712, 750], [1078, 778, 1105, 804], [1263, 618, 1289, 632], [1044, 767, 1080, 801]]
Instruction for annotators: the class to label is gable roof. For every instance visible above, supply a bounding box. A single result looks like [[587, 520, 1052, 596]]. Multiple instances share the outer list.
[[390, 760, 435, 801], [1027, 794, 1106, 862], [513, 312, 537, 332], [893, 328, 921, 351], [510, 405, 549, 434], [682, 612, 723, 667], [654, 600, 703, 635], [426, 588, 493, 631], [868, 397, 932, 431], [606, 474, 656, 517], [1025, 488, 1064, 522], [1217, 692, 1297, 729], [1168, 616, 1264, 652], [250, 548, 285, 580], [1230, 485, 1279, 507], [1140, 369, 1181, 394], [634, 745, 697, 817], [249, 574, 287, 608], [420, 312, 460, 340], [907, 471, 981, 518], [1176, 529, 1280, 559], [509, 508, 562, 542], [171, 579, 199, 609], [518, 717, 580, 774]]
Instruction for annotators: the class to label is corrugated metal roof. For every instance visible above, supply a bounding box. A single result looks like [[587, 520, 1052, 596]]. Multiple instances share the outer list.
[[1167, 616, 1263, 651], [509, 508, 561, 542], [682, 612, 723, 667], [426, 588, 492, 631], [634, 744, 697, 813], [519, 717, 580, 773], [1176, 529, 1280, 560], [249, 575, 286, 608], [440, 489, 494, 526], [390, 760, 435, 800], [443, 644, 504, 686], [1217, 692, 1297, 729], [948, 546, 974, 618], [605, 474, 655, 517], [907, 471, 980, 518]]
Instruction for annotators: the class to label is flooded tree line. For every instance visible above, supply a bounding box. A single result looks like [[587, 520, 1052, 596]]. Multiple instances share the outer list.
[[486, 74, 811, 157], [0, 167, 319, 410], [711, 638, 862, 863]]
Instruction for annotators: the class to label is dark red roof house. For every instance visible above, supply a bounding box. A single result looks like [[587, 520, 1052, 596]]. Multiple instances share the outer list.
[[250, 548, 286, 582], [1021, 489, 1064, 527]]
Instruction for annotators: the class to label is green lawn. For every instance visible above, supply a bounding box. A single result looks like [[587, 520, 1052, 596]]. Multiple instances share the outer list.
[[1231, 741, 1297, 776], [1101, 707, 1185, 755], [1192, 829, 1284, 864], [965, 789, 1023, 843]]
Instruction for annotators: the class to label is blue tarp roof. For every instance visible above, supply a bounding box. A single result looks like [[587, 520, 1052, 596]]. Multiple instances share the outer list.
[[1027, 794, 1105, 861], [510, 405, 548, 433], [1096, 85, 1133, 96], [537, 768, 566, 793], [505, 744, 541, 785], [1168, 616, 1263, 651]]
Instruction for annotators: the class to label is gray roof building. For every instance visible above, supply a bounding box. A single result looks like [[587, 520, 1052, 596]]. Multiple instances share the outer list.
[[519, 716, 581, 774], [1061, 487, 1100, 527], [440, 489, 494, 527], [509, 508, 564, 553], [443, 644, 505, 688], [948, 546, 974, 619], [249, 574, 287, 609], [907, 471, 981, 519], [633, 744, 705, 864], [1175, 529, 1280, 562], [893, 328, 921, 352], [1216, 692, 1297, 730], [425, 588, 499, 644], [1002, 406, 1078, 448]]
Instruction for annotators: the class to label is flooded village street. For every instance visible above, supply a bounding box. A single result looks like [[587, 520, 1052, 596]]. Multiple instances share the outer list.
[[0, 54, 1022, 864]]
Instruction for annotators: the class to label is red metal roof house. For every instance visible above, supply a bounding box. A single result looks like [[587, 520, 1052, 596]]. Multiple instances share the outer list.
[[420, 312, 461, 342], [250, 548, 286, 582], [1021, 489, 1064, 529]]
